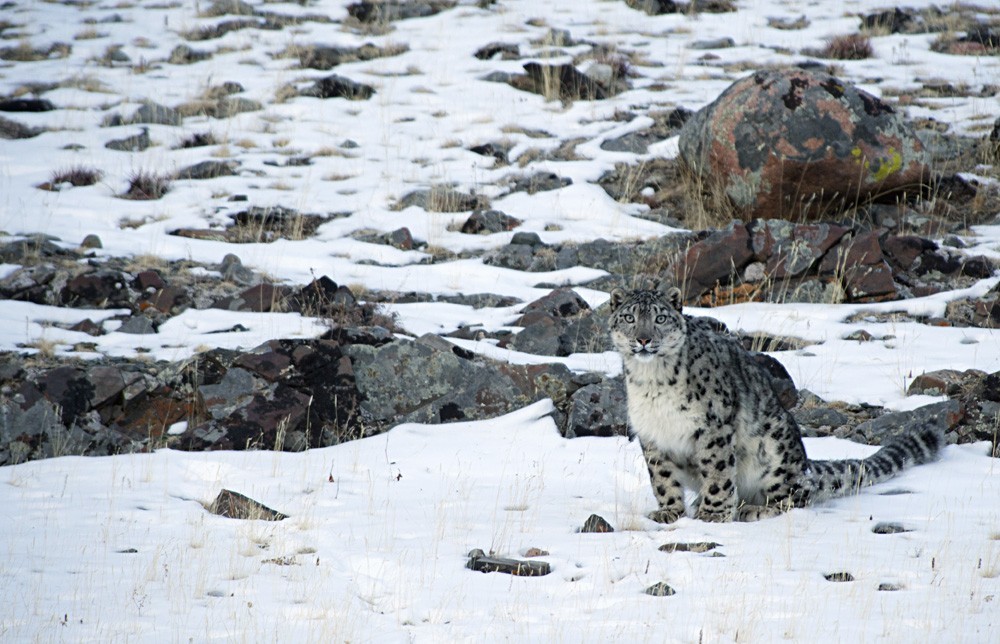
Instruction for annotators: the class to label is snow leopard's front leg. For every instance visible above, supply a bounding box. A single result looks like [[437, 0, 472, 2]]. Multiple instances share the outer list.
[[692, 427, 739, 523], [639, 439, 686, 524]]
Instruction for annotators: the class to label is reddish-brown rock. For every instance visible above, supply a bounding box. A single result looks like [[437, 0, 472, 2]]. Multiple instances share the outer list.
[[672, 220, 753, 300], [678, 69, 930, 219]]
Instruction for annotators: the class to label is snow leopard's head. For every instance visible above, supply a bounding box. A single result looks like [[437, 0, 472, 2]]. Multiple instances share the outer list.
[[608, 283, 686, 361]]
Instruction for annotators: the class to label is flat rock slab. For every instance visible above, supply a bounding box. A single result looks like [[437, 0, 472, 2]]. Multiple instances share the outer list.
[[658, 541, 721, 553], [466, 549, 551, 576]]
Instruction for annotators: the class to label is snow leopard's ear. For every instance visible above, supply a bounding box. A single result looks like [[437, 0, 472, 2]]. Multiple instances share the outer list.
[[662, 285, 683, 312], [609, 288, 626, 311]]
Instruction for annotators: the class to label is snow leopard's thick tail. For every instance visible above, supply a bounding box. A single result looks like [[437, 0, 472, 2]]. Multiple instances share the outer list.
[[802, 421, 946, 504]]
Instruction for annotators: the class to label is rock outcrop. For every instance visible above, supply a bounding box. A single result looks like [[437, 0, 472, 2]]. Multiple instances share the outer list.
[[678, 69, 931, 219]]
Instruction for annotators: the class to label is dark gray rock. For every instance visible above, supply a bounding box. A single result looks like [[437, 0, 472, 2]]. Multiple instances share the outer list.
[[346, 339, 518, 426], [0, 98, 56, 112], [128, 102, 182, 126], [521, 288, 589, 318], [299, 75, 375, 100], [561, 313, 611, 353], [461, 210, 522, 234], [396, 187, 484, 212], [690, 37, 735, 49], [199, 367, 258, 420], [60, 270, 130, 308], [861, 8, 914, 34], [580, 514, 614, 533], [598, 110, 692, 154], [854, 400, 963, 445], [0, 115, 43, 139], [659, 542, 721, 553], [207, 489, 287, 520], [508, 315, 562, 355], [168, 44, 212, 64], [749, 219, 851, 279], [117, 316, 157, 335], [212, 97, 263, 117], [507, 172, 572, 194], [564, 380, 628, 438], [511, 231, 543, 247], [219, 253, 256, 285], [176, 160, 239, 180], [519, 62, 615, 101], [484, 244, 534, 271], [468, 141, 511, 165], [793, 406, 848, 431], [347, 0, 456, 23], [473, 42, 519, 60], [297, 42, 407, 70], [345, 337, 575, 430], [824, 572, 855, 582], [644, 582, 677, 597], [105, 127, 151, 151], [0, 398, 65, 457], [466, 549, 550, 576], [437, 293, 521, 308]]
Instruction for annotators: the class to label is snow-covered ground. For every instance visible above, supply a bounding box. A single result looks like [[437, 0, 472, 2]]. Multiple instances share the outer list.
[[1, 400, 998, 642], [1, 0, 999, 641]]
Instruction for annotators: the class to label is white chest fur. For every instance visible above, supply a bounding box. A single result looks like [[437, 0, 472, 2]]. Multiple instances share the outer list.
[[623, 354, 700, 463]]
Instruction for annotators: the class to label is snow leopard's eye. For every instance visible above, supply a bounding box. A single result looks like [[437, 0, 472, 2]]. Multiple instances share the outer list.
[[655, 314, 668, 324], [622, 313, 635, 323]]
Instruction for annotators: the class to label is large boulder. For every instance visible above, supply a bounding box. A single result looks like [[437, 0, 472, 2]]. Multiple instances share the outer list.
[[678, 69, 930, 219]]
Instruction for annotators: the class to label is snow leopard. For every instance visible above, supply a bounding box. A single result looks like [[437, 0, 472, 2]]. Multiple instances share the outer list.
[[609, 282, 945, 523]]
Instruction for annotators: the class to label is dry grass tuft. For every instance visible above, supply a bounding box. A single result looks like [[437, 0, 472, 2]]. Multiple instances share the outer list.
[[819, 34, 874, 60], [121, 171, 171, 200], [38, 166, 103, 191]]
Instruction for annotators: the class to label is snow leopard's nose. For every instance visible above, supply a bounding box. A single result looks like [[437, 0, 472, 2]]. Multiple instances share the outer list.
[[636, 336, 651, 347]]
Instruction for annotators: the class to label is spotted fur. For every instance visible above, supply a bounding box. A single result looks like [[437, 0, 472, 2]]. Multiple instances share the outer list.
[[609, 283, 944, 523]]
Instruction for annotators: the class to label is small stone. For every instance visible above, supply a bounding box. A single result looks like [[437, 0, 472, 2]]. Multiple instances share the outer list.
[[878, 582, 902, 591], [117, 315, 157, 335], [474, 42, 520, 60], [175, 160, 239, 180], [824, 572, 854, 582], [872, 522, 911, 534], [510, 231, 544, 247], [79, 234, 103, 249], [644, 582, 677, 597], [105, 127, 151, 152], [906, 369, 970, 397], [690, 37, 735, 50], [0, 98, 57, 112], [128, 101, 182, 126], [580, 514, 614, 533], [386, 227, 413, 250], [69, 318, 103, 336], [658, 542, 720, 553], [299, 75, 375, 100], [460, 210, 521, 234], [207, 489, 287, 521]]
